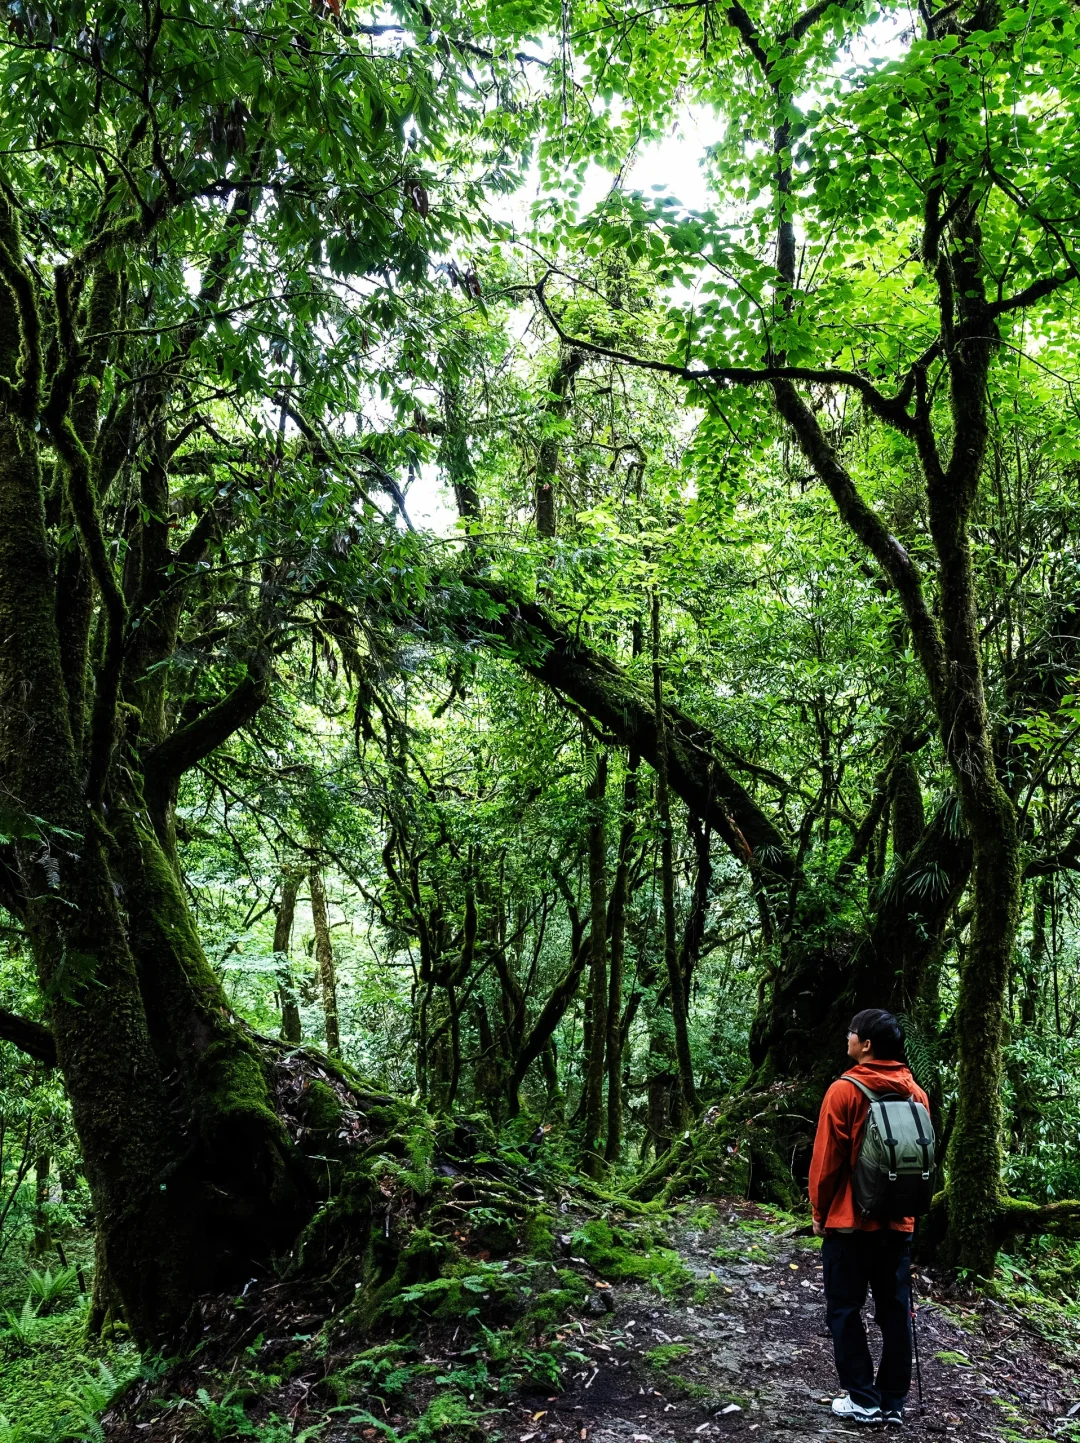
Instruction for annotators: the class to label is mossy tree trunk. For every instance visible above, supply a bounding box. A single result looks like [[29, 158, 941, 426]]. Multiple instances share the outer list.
[[32, 1153, 50, 1257], [1021, 877, 1048, 1027], [754, 19, 1020, 1266], [534, 348, 585, 538], [0, 192, 311, 1344], [309, 865, 341, 1058], [652, 592, 697, 1127]]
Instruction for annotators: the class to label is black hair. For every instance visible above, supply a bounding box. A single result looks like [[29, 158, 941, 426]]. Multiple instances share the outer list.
[[849, 1008, 906, 1063]]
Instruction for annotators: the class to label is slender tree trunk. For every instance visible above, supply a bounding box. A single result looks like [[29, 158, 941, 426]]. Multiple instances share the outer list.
[[446, 985, 462, 1111], [679, 816, 712, 999], [582, 752, 609, 1177], [309, 866, 341, 1057], [534, 348, 585, 538], [651, 592, 698, 1124], [542, 1038, 563, 1116], [275, 869, 302, 1044], [605, 755, 638, 1163], [1022, 878, 1047, 1026], [440, 358, 481, 526], [473, 999, 502, 1115], [32, 1153, 50, 1257]]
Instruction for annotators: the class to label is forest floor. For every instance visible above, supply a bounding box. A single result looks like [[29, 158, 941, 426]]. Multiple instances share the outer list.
[[512, 1201, 1080, 1443], [5, 1198, 1078, 1443], [80, 1199, 1080, 1443]]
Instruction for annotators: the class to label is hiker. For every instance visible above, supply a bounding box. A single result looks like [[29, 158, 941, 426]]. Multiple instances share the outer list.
[[810, 1008, 934, 1428]]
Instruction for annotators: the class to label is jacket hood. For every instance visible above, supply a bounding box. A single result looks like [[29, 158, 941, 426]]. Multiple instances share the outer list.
[[843, 1059, 920, 1095]]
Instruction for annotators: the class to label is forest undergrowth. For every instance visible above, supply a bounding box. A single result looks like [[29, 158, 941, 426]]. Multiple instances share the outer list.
[[3, 1053, 1080, 1443]]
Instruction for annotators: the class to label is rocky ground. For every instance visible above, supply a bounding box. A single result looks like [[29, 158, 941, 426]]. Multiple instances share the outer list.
[[505, 1202, 1080, 1443]]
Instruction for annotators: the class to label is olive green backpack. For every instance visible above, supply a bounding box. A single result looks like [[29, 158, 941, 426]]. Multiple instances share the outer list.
[[842, 1075, 936, 1221]]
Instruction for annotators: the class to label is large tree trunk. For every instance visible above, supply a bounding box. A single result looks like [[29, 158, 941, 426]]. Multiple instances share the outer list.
[[0, 201, 312, 1342], [0, 402, 196, 1343]]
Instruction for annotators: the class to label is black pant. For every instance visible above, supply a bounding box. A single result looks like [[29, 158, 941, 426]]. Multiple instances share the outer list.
[[822, 1231, 912, 1411]]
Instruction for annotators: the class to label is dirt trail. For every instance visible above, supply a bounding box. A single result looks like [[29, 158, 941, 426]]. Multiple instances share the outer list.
[[513, 1201, 1079, 1443]]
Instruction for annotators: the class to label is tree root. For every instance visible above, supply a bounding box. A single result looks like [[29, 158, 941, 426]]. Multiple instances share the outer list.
[[630, 1084, 809, 1207]]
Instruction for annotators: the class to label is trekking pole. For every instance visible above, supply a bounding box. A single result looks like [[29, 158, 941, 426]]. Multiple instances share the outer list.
[[910, 1266, 924, 1415]]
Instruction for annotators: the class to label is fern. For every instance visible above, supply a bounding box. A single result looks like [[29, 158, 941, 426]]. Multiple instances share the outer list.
[[2, 1298, 40, 1347], [0, 1414, 49, 1443], [899, 1014, 939, 1092], [26, 1265, 78, 1312], [54, 1359, 144, 1443], [906, 860, 949, 900]]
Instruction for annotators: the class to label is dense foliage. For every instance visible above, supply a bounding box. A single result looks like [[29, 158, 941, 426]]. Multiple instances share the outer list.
[[3, 0, 1080, 1411]]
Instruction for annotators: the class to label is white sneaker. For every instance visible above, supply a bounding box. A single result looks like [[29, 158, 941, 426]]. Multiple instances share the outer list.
[[831, 1394, 883, 1425]]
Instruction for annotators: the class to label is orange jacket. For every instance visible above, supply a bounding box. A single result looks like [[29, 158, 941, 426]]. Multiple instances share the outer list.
[[809, 1059, 930, 1233]]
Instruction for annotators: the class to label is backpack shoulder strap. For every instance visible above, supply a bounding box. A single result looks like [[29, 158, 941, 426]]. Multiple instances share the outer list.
[[841, 1074, 901, 1176], [840, 1074, 907, 1101], [840, 1073, 882, 1102]]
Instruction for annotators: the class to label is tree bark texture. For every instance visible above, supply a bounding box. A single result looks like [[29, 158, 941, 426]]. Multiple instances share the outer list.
[[535, 348, 585, 538], [309, 865, 341, 1057], [275, 869, 303, 1044], [605, 755, 638, 1162]]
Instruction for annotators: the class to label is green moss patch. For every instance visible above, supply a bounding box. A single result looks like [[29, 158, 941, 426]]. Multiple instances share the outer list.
[[643, 1343, 692, 1369], [574, 1218, 691, 1296]]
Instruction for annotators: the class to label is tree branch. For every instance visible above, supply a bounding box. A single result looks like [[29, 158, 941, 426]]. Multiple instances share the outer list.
[[1023, 828, 1080, 879], [533, 275, 919, 436], [452, 580, 796, 885], [0, 1008, 56, 1067], [769, 377, 949, 702], [996, 1196, 1080, 1241], [141, 652, 270, 787], [986, 270, 1079, 319]]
